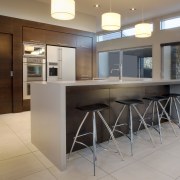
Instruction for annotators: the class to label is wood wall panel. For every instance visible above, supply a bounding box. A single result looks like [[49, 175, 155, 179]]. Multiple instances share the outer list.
[[66, 85, 170, 153], [0, 15, 96, 113]]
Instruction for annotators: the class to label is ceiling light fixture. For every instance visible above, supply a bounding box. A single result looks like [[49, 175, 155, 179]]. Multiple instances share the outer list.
[[135, 23, 152, 38], [51, 0, 75, 20], [101, 0, 121, 31], [135, 8, 152, 38], [130, 8, 136, 11], [94, 4, 100, 8]]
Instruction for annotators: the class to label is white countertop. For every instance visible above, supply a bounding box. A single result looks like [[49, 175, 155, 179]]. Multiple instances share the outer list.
[[42, 78, 180, 87]]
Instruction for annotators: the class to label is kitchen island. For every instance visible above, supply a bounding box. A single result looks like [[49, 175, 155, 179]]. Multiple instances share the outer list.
[[31, 79, 180, 171]]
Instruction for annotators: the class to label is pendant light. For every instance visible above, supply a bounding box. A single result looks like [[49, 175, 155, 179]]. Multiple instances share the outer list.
[[51, 0, 75, 20], [135, 8, 152, 38], [135, 23, 152, 38], [101, 0, 121, 31]]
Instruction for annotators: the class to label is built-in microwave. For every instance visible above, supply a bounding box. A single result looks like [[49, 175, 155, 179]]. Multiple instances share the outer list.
[[23, 43, 46, 57]]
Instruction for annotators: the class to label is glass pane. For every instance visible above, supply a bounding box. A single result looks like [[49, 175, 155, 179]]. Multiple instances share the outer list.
[[123, 47, 152, 78], [122, 27, 135, 37], [161, 43, 180, 79], [97, 46, 152, 79], [97, 31, 121, 42], [161, 17, 180, 30]]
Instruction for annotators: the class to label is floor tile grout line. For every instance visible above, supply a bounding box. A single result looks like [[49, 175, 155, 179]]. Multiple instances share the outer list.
[[77, 149, 140, 175], [47, 167, 59, 180], [0, 152, 33, 162], [1, 114, 38, 153], [76, 151, 110, 175], [15, 169, 52, 180], [138, 157, 176, 179]]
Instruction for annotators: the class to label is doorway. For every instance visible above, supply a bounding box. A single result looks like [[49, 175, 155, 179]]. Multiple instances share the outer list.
[[0, 33, 13, 114]]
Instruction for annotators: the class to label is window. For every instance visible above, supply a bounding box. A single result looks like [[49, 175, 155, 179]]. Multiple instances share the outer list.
[[98, 46, 152, 78], [97, 31, 121, 42], [121, 24, 153, 38], [160, 17, 180, 30], [122, 27, 135, 37]]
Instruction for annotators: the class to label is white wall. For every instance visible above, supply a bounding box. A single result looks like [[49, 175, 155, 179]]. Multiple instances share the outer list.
[[0, 0, 97, 32], [97, 12, 180, 80]]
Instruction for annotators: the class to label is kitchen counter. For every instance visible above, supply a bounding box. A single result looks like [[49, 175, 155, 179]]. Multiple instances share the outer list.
[[31, 79, 180, 171], [45, 78, 180, 87]]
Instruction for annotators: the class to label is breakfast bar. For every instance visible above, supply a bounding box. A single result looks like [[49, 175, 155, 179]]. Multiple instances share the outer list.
[[31, 79, 180, 171]]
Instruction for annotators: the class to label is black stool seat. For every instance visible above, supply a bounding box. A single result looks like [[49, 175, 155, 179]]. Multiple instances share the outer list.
[[162, 93, 180, 97], [76, 103, 109, 112], [143, 96, 166, 101], [115, 99, 143, 106]]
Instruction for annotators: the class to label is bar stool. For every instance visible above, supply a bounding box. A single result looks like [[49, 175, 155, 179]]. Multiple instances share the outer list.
[[112, 99, 154, 156], [162, 93, 180, 127], [138, 96, 177, 143], [69, 103, 124, 176]]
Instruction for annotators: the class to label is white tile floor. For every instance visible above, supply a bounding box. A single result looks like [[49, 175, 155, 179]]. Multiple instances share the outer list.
[[1, 112, 180, 180]]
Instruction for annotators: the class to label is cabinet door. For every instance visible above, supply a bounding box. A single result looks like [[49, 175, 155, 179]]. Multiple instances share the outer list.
[[47, 45, 62, 61], [76, 36, 93, 80], [76, 47, 92, 80], [45, 31, 76, 47], [23, 27, 45, 43], [62, 47, 76, 81], [0, 33, 13, 114], [76, 36, 92, 48]]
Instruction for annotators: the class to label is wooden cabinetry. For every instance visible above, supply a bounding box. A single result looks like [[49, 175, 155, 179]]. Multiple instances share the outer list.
[[76, 36, 93, 80], [23, 27, 46, 43], [23, 27, 94, 81], [45, 31, 76, 47]]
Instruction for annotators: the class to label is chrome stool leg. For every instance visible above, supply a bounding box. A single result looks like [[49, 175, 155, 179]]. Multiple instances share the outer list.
[[97, 111, 124, 160], [133, 105, 155, 147], [129, 106, 133, 156], [158, 101, 177, 137], [137, 101, 153, 132], [92, 112, 97, 176], [156, 101, 163, 144], [112, 105, 126, 135], [173, 97, 180, 127], [152, 101, 156, 126], [69, 112, 89, 158]]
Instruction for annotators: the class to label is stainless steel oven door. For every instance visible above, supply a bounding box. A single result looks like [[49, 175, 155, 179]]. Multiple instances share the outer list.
[[23, 82, 31, 100], [23, 62, 46, 82]]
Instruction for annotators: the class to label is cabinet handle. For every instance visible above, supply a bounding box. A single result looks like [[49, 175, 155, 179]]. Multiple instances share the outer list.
[[57, 43, 68, 46], [30, 40, 41, 43]]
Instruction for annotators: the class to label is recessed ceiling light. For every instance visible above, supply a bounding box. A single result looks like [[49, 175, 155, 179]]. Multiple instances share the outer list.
[[130, 8, 136, 11], [94, 4, 100, 8]]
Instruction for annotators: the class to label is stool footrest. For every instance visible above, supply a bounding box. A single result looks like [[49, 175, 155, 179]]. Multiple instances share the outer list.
[[74, 132, 93, 139]]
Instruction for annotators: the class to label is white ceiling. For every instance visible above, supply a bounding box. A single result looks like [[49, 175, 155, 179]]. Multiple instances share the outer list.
[[36, 0, 180, 27]]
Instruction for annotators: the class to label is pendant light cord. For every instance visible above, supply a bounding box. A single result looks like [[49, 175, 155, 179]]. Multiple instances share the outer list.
[[141, 5, 144, 22], [110, 0, 112, 12]]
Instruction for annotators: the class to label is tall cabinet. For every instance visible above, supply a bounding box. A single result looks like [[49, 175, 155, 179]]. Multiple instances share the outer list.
[[23, 27, 94, 81]]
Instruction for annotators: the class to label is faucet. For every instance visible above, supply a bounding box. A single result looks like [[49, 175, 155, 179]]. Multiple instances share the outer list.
[[110, 64, 123, 81]]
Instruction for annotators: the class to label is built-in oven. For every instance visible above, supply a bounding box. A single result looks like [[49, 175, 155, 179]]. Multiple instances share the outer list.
[[23, 42, 46, 100], [23, 57, 46, 99], [23, 57, 46, 82]]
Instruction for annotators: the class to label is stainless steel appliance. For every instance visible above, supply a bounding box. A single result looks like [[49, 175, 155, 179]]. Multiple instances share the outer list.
[[23, 43, 46, 100], [23, 57, 46, 82], [47, 45, 75, 81], [23, 43, 46, 57]]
